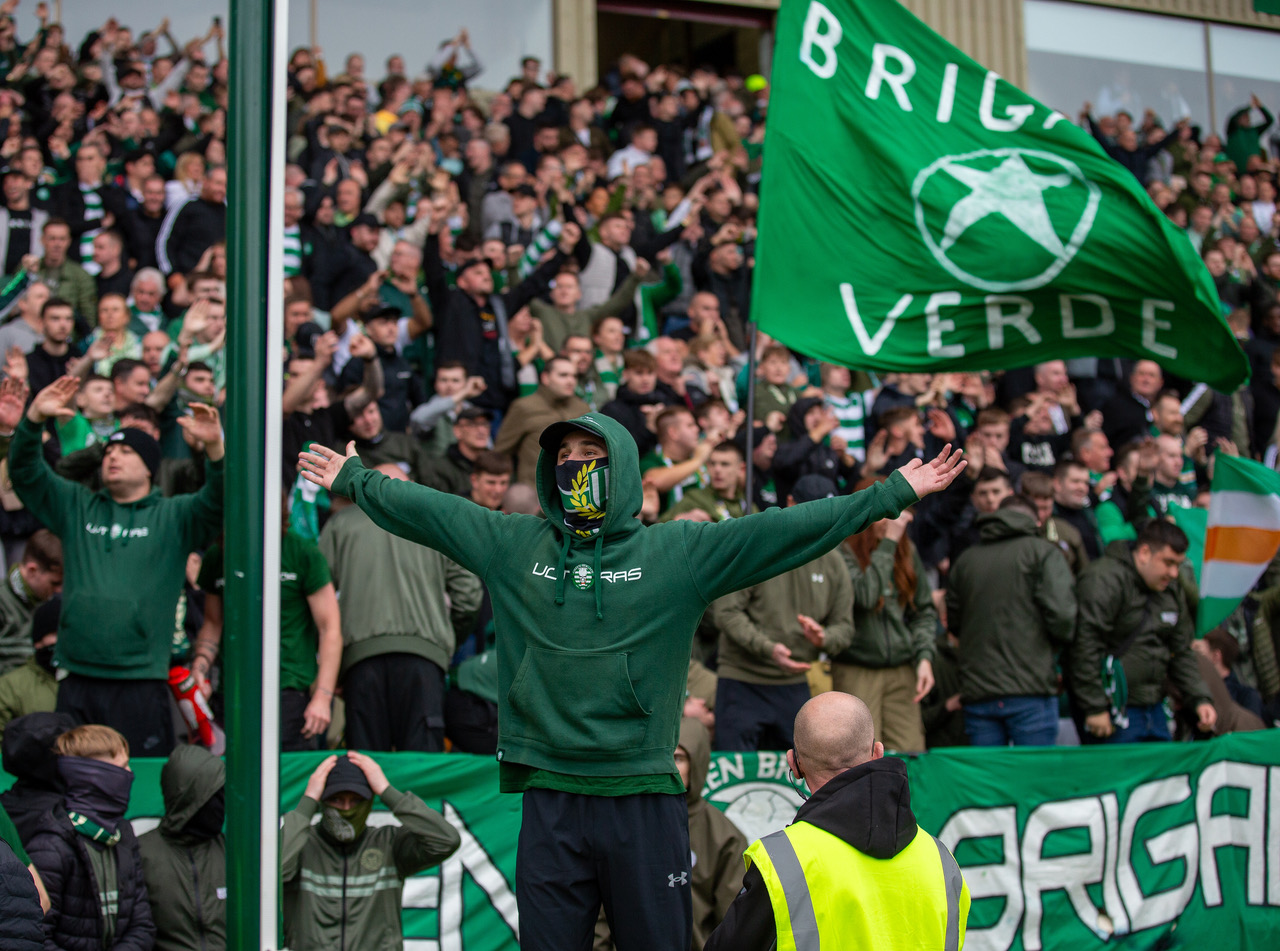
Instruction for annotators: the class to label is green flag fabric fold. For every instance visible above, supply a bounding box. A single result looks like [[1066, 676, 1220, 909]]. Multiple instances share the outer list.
[[753, 0, 1249, 391]]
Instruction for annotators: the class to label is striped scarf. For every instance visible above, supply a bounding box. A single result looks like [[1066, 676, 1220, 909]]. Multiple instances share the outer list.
[[79, 184, 104, 275], [67, 809, 122, 846], [283, 225, 302, 276]]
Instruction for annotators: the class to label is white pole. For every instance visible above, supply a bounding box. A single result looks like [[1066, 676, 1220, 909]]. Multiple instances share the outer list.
[[260, 0, 288, 945]]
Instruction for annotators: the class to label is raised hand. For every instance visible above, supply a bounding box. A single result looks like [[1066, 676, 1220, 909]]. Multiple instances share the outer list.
[[896, 444, 966, 500], [348, 332, 375, 360], [177, 403, 224, 459], [0, 376, 28, 432], [298, 440, 359, 492], [4, 345, 27, 382], [27, 375, 78, 424]]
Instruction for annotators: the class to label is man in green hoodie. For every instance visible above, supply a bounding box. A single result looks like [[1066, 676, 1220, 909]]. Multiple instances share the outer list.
[[6, 375, 225, 756], [138, 745, 226, 951], [298, 411, 964, 950]]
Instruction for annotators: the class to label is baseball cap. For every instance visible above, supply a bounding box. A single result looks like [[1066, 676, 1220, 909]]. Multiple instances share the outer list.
[[790, 475, 838, 504], [321, 755, 373, 801], [362, 303, 401, 323], [511, 184, 538, 199], [457, 405, 493, 423], [456, 257, 491, 279]]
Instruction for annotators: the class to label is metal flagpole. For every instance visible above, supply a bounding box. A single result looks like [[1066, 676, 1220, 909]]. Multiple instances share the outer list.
[[742, 321, 759, 515], [226, 0, 287, 947]]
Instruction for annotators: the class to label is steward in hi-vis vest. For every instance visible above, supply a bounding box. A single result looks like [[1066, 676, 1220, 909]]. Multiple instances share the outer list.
[[706, 692, 970, 950]]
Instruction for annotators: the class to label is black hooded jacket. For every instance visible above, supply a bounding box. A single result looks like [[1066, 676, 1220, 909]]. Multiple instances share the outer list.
[[0, 711, 75, 847], [771, 397, 857, 502], [704, 757, 918, 951], [0, 837, 43, 950], [26, 805, 156, 951]]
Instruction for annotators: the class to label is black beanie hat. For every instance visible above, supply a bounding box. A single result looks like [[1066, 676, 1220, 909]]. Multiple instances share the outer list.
[[106, 428, 161, 481]]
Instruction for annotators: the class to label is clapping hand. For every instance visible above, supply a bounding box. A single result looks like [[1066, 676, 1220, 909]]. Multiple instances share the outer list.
[[797, 614, 825, 648], [771, 642, 811, 673]]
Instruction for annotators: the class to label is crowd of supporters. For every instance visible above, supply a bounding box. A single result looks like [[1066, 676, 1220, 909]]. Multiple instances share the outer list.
[[0, 2, 1277, 947]]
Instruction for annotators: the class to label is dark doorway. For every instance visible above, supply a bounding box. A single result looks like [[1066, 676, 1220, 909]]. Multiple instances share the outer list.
[[596, 1, 774, 77]]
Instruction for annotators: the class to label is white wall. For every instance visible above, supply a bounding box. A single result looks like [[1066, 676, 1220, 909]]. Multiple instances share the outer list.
[[46, 0, 552, 94]]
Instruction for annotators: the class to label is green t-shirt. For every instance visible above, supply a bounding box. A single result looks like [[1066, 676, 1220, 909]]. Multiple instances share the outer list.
[[198, 531, 332, 691], [55, 413, 116, 454]]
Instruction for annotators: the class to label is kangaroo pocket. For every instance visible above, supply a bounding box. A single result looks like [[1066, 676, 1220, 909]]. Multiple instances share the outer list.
[[505, 647, 651, 758], [61, 593, 153, 670]]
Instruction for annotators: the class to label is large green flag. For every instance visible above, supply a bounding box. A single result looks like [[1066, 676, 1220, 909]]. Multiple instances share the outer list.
[[754, 0, 1249, 391]]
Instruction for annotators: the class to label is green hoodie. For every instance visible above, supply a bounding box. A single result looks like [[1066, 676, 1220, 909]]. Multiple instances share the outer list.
[[332, 412, 918, 796], [8, 417, 224, 679], [137, 745, 226, 951]]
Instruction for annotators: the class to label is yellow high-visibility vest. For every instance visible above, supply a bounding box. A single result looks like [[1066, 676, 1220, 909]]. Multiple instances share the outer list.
[[745, 820, 970, 951]]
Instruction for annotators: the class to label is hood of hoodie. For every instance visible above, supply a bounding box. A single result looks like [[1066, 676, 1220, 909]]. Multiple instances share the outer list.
[[679, 717, 712, 807], [158, 744, 226, 838], [1, 711, 76, 789], [793, 757, 917, 859], [534, 413, 644, 619], [976, 507, 1040, 543], [786, 397, 825, 440], [536, 412, 643, 542]]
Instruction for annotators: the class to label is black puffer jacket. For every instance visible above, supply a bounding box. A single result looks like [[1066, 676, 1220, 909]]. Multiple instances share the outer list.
[[0, 711, 75, 846], [25, 807, 156, 950], [0, 837, 43, 950]]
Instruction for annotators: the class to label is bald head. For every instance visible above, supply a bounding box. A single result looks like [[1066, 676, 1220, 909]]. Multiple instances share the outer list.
[[502, 482, 541, 515], [789, 693, 881, 793], [374, 463, 410, 481]]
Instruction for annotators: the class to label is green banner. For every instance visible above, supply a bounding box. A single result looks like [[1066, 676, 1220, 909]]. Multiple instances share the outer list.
[[1255, 2, 1280, 17], [753, 0, 1248, 391], [5, 737, 1280, 948]]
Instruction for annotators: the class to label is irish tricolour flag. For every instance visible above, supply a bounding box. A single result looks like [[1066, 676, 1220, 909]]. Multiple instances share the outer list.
[[1198, 454, 1280, 635]]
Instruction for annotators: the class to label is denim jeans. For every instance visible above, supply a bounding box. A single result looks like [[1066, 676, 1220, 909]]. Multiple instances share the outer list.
[[1110, 704, 1171, 743], [964, 696, 1059, 747]]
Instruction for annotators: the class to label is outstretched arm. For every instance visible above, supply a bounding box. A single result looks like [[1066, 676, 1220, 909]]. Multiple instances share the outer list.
[[298, 440, 511, 577], [682, 445, 965, 603]]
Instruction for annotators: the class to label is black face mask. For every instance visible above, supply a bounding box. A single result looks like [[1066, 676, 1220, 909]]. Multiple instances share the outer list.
[[182, 787, 225, 840], [58, 756, 134, 833], [34, 644, 56, 673]]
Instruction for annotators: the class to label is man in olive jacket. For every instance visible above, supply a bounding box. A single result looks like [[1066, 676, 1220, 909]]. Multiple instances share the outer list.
[[947, 495, 1077, 746], [709, 476, 855, 751], [282, 752, 460, 951], [1071, 520, 1216, 742], [138, 745, 226, 951]]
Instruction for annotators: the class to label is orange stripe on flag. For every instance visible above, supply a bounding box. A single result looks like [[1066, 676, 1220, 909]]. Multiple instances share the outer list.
[[1204, 526, 1280, 564]]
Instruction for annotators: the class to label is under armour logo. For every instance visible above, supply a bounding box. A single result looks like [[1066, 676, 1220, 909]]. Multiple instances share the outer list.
[[811, 573, 825, 583], [667, 872, 688, 887]]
